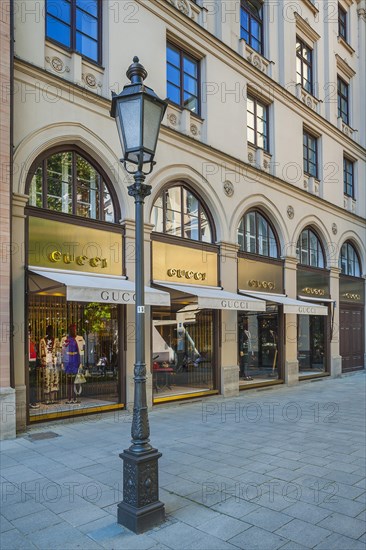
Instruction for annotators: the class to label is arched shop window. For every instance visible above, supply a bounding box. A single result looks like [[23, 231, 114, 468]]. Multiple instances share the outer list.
[[27, 149, 118, 222], [296, 228, 325, 268], [340, 241, 361, 277], [238, 210, 279, 257], [151, 184, 213, 243]]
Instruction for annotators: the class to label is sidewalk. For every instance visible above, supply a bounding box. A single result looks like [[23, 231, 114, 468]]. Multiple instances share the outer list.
[[1, 373, 365, 550]]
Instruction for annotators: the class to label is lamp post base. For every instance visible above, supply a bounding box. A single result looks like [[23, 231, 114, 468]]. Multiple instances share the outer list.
[[117, 448, 165, 534]]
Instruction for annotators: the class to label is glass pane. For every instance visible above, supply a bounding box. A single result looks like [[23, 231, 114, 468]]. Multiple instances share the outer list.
[[298, 316, 326, 374], [76, 0, 98, 17], [151, 205, 164, 233], [183, 57, 197, 77], [118, 97, 141, 152], [183, 189, 198, 215], [258, 215, 268, 256], [166, 187, 181, 211], [76, 155, 100, 219], [76, 8, 98, 39], [47, 152, 72, 213], [247, 112, 255, 129], [152, 308, 214, 399], [247, 128, 255, 144], [268, 227, 278, 258], [76, 32, 98, 61], [167, 83, 180, 105], [28, 296, 120, 417], [47, 0, 71, 22], [103, 183, 114, 222], [167, 64, 180, 87], [238, 219, 245, 249], [167, 45, 180, 67], [183, 74, 197, 96], [183, 214, 199, 240], [201, 212, 212, 243], [29, 167, 43, 208], [251, 19, 261, 40], [245, 212, 256, 253], [46, 16, 71, 47], [183, 92, 198, 113], [166, 209, 181, 237], [143, 98, 163, 153]]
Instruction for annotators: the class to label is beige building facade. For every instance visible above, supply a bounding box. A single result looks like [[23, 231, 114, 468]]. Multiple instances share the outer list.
[[1, 0, 365, 436]]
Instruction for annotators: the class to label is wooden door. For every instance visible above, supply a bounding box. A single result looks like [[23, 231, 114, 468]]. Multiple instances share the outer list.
[[340, 306, 364, 372]]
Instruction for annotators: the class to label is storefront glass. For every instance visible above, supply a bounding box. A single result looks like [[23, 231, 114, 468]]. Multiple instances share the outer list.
[[152, 306, 215, 399], [28, 293, 120, 419], [298, 314, 326, 375], [238, 307, 280, 384]]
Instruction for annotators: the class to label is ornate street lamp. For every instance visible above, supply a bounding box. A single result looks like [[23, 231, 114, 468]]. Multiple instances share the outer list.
[[111, 58, 167, 533]]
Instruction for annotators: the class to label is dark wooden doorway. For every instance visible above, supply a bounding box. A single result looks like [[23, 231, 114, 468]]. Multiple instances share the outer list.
[[340, 306, 365, 372]]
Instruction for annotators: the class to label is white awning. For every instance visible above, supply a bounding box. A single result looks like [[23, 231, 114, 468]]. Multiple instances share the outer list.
[[154, 281, 265, 311], [28, 267, 170, 306], [239, 290, 328, 316]]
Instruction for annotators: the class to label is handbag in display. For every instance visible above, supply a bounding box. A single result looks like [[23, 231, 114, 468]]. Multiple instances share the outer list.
[[74, 367, 87, 385]]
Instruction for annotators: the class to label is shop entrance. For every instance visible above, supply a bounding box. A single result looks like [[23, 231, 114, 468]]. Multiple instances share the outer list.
[[298, 314, 328, 376], [238, 308, 280, 384], [340, 306, 364, 372]]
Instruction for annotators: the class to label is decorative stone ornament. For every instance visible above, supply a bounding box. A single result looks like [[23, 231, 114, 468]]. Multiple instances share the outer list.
[[45, 56, 70, 74], [168, 0, 193, 18], [84, 73, 97, 88], [167, 113, 177, 126], [287, 206, 295, 219], [332, 223, 338, 235], [223, 181, 234, 197]]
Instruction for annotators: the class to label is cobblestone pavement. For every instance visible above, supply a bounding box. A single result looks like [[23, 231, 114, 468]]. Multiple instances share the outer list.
[[1, 372, 365, 550]]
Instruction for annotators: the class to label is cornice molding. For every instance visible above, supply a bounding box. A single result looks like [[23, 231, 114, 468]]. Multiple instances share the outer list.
[[294, 12, 321, 43], [336, 54, 356, 79]]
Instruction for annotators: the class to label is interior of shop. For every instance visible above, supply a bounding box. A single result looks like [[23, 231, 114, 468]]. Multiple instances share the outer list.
[[298, 314, 327, 376], [27, 288, 120, 420], [152, 306, 215, 399], [238, 307, 280, 385]]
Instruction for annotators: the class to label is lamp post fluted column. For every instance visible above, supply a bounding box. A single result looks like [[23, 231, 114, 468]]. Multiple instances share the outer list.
[[111, 58, 167, 534]]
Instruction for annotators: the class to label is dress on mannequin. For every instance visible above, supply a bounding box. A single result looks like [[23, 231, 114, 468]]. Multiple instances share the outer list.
[[28, 327, 39, 409], [61, 324, 85, 404], [39, 325, 61, 404]]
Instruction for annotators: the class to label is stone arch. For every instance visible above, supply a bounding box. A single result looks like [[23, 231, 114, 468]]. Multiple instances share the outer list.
[[230, 194, 289, 256], [292, 216, 333, 267], [147, 164, 226, 242], [337, 230, 366, 274], [13, 122, 131, 219]]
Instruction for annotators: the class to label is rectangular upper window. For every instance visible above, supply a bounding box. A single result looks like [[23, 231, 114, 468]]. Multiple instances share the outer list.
[[344, 157, 354, 198], [303, 131, 318, 178], [166, 43, 200, 115], [247, 96, 268, 151], [338, 4, 347, 41], [337, 76, 349, 125], [296, 37, 313, 94], [46, 0, 101, 64], [240, 0, 263, 55]]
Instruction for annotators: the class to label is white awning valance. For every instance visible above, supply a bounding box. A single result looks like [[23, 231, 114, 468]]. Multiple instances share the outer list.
[[28, 268, 170, 306], [154, 281, 266, 311], [239, 290, 328, 316]]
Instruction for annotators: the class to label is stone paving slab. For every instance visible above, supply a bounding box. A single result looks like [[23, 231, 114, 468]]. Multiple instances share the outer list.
[[0, 372, 365, 549]]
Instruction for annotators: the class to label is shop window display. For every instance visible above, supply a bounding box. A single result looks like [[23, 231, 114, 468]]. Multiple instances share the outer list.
[[28, 294, 120, 419], [152, 306, 215, 398], [298, 315, 326, 375], [238, 308, 280, 384]]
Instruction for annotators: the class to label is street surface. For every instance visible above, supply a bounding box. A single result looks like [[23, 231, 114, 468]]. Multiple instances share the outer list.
[[1, 372, 365, 549]]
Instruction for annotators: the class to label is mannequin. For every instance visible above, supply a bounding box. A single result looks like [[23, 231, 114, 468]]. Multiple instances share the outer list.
[[62, 324, 85, 404], [28, 326, 39, 409], [39, 325, 61, 404], [239, 320, 254, 381]]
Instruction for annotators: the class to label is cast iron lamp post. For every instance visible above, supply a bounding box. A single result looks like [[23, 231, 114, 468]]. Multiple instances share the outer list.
[[111, 58, 167, 534]]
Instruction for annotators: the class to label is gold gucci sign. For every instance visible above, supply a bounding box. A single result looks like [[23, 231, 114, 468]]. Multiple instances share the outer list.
[[49, 250, 108, 269], [248, 279, 275, 291], [343, 293, 361, 301], [167, 268, 206, 281], [302, 287, 325, 296]]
